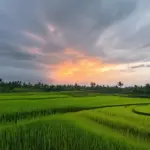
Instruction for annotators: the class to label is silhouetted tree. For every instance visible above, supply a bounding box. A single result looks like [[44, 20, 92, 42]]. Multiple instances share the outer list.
[[117, 81, 123, 88], [90, 82, 96, 88], [1, 77, 150, 96]]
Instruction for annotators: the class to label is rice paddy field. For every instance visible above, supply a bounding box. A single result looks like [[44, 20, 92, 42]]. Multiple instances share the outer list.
[[0, 91, 150, 150]]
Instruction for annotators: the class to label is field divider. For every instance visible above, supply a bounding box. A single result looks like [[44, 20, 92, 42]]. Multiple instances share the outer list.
[[132, 109, 150, 116], [0, 102, 150, 124]]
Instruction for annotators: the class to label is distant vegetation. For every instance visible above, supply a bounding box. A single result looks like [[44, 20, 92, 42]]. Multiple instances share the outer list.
[[1, 78, 150, 97]]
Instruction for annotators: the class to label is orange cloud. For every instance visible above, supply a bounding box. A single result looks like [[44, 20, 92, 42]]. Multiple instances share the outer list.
[[48, 48, 117, 84]]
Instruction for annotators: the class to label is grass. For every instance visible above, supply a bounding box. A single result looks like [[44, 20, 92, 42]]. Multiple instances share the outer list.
[[0, 91, 150, 150]]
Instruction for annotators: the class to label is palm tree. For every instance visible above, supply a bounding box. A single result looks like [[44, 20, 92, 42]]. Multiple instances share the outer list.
[[117, 81, 123, 88], [90, 82, 96, 88]]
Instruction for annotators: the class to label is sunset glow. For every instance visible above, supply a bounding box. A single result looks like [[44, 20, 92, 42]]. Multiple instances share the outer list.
[[49, 49, 117, 84]]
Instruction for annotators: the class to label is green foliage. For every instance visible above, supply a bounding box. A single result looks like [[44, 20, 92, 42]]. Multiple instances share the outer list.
[[0, 92, 149, 149], [1, 78, 150, 96]]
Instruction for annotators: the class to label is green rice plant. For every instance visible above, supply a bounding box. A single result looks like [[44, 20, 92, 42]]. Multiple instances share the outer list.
[[0, 106, 99, 124], [97, 106, 150, 127], [80, 111, 150, 141], [0, 92, 149, 150], [0, 116, 148, 150]]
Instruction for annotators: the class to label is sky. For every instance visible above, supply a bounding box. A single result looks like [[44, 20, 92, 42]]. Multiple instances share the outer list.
[[0, 0, 150, 85]]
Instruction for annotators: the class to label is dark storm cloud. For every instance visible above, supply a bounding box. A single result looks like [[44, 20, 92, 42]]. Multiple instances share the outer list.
[[44, 0, 137, 51], [0, 66, 49, 83], [95, 1, 150, 64], [0, 0, 150, 82]]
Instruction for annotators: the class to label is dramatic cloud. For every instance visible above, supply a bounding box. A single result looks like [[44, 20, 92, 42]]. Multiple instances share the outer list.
[[0, 0, 150, 85]]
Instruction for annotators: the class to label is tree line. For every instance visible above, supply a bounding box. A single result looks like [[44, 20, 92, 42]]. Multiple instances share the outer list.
[[0, 78, 150, 96]]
